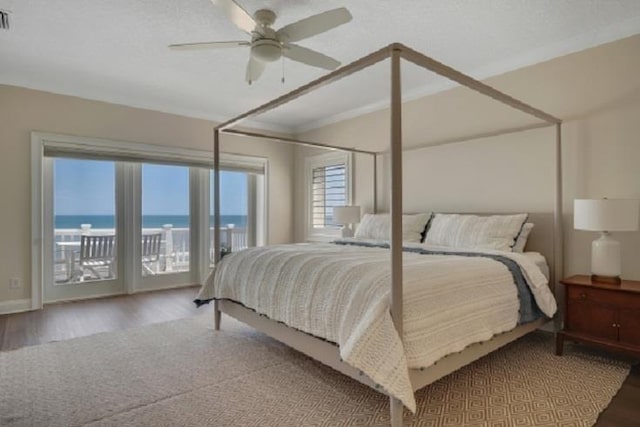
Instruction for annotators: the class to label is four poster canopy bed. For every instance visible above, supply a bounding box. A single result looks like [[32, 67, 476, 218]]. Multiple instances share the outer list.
[[199, 43, 564, 426]]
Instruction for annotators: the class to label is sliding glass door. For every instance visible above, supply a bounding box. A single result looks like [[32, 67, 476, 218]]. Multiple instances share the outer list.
[[45, 158, 125, 302], [138, 163, 192, 290], [35, 132, 267, 305], [45, 160, 197, 300]]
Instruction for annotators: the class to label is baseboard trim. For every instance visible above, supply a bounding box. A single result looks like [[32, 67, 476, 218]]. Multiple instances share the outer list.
[[44, 283, 198, 305], [45, 291, 124, 305], [130, 282, 198, 294], [0, 299, 33, 315]]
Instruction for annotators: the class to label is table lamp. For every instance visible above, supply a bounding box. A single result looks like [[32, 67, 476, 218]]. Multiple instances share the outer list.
[[574, 198, 639, 284], [333, 206, 361, 238]]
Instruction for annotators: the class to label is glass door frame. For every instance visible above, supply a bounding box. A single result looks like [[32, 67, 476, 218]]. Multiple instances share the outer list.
[[42, 158, 126, 303], [134, 164, 202, 291], [41, 160, 201, 302]]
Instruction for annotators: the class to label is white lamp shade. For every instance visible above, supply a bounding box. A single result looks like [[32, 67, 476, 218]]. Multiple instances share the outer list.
[[574, 199, 639, 232], [333, 206, 361, 225]]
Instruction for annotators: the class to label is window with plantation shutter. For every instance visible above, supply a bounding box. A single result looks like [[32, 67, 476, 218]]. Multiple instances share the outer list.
[[312, 163, 346, 228], [305, 151, 352, 240]]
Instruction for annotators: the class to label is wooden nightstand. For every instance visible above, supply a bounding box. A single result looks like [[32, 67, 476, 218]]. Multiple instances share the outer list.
[[556, 275, 640, 358]]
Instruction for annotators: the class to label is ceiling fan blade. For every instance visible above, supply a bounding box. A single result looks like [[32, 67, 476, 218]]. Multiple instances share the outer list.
[[245, 56, 266, 84], [276, 7, 352, 43], [283, 44, 340, 70], [211, 0, 257, 35], [169, 41, 249, 51]]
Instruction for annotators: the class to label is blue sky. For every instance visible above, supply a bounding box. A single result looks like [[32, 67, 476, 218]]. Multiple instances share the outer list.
[[54, 158, 247, 215]]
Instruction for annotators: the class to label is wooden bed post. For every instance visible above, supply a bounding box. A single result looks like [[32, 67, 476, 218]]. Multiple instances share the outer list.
[[373, 154, 378, 214], [213, 128, 222, 331], [389, 45, 404, 427], [554, 123, 564, 332]]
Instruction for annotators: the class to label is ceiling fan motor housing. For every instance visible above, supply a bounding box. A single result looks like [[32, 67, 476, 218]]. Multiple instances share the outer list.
[[254, 9, 276, 26], [251, 39, 282, 62]]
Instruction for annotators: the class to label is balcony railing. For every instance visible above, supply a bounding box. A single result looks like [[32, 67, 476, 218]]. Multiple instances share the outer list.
[[54, 224, 248, 283]]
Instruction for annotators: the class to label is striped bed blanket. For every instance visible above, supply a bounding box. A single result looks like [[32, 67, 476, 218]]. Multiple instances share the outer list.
[[196, 242, 556, 412]]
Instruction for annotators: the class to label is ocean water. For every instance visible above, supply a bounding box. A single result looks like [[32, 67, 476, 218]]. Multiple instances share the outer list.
[[55, 215, 248, 229]]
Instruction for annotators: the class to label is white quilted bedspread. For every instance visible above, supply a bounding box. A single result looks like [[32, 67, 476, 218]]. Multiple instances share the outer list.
[[198, 243, 556, 412]]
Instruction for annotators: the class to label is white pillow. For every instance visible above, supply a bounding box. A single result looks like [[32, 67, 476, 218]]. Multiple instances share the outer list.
[[512, 222, 534, 253], [424, 213, 528, 252], [354, 213, 431, 243]]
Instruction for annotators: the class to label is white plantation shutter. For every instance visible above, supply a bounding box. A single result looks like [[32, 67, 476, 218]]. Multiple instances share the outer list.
[[312, 163, 346, 228], [305, 151, 352, 239]]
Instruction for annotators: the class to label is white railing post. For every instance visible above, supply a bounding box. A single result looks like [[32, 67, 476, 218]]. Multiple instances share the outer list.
[[162, 224, 174, 272], [226, 224, 234, 252], [209, 226, 214, 262], [80, 224, 92, 236]]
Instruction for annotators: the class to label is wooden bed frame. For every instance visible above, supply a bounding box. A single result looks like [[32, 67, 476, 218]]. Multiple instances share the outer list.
[[210, 43, 563, 426]]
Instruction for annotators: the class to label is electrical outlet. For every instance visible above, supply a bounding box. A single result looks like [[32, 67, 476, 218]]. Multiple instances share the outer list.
[[9, 277, 22, 289]]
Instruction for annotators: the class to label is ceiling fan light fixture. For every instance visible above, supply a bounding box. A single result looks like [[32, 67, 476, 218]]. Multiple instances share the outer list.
[[251, 39, 282, 62]]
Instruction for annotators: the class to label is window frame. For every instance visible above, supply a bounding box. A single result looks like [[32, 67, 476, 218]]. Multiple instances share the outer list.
[[304, 151, 353, 242]]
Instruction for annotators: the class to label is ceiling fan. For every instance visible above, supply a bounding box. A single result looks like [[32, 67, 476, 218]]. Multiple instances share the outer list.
[[169, 0, 352, 84]]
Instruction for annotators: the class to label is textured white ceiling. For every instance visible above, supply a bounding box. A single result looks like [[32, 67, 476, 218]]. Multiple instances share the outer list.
[[1, 0, 640, 132]]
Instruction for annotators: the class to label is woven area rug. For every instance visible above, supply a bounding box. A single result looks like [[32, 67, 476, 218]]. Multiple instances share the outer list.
[[0, 314, 630, 427]]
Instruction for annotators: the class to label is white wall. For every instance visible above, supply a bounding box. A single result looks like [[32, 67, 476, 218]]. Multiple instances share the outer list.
[[295, 35, 640, 280], [0, 85, 294, 305]]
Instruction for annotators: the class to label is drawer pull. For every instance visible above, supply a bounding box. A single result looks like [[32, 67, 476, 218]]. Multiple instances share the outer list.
[[580, 293, 587, 299], [612, 323, 616, 327]]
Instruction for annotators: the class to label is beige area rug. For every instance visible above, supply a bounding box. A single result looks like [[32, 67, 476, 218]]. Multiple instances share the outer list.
[[0, 315, 630, 427]]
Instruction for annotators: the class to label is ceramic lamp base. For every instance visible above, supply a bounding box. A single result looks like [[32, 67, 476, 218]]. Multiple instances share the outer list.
[[591, 232, 622, 279], [340, 225, 354, 238]]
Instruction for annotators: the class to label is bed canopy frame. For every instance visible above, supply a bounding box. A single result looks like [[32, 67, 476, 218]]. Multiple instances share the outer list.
[[211, 43, 563, 426]]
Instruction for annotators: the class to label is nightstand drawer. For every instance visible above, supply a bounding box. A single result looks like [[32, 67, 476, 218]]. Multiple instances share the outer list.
[[567, 286, 640, 309]]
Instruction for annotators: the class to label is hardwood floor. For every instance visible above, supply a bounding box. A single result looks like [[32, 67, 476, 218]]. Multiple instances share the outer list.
[[0, 286, 211, 351], [595, 363, 640, 427], [0, 290, 637, 425]]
